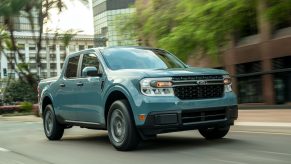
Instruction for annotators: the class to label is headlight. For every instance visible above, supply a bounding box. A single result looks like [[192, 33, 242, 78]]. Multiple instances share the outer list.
[[223, 75, 232, 92], [140, 78, 174, 96]]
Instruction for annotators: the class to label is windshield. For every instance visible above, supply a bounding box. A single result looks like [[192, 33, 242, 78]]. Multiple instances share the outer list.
[[101, 48, 186, 70]]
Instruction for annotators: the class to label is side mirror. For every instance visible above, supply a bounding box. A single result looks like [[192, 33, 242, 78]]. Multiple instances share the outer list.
[[82, 66, 102, 77]]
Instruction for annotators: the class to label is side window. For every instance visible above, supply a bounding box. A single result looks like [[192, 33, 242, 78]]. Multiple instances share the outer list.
[[65, 55, 80, 78], [81, 53, 102, 77]]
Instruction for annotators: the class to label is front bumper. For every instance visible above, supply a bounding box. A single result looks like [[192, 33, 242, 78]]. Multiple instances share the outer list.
[[137, 105, 238, 136]]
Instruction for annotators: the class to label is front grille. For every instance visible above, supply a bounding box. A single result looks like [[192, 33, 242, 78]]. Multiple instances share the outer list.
[[172, 75, 224, 100], [182, 108, 226, 124], [174, 85, 224, 99]]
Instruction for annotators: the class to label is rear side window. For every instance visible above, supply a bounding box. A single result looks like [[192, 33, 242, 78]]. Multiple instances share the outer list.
[[65, 55, 80, 78]]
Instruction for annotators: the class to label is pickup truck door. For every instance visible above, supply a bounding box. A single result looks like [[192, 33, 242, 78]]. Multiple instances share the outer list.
[[75, 53, 104, 123], [55, 55, 81, 121]]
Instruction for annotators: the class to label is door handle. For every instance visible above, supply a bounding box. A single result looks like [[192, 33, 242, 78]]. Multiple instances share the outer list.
[[76, 82, 84, 86], [60, 83, 66, 87]]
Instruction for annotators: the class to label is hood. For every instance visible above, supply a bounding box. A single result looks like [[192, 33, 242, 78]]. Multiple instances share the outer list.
[[143, 67, 228, 78], [109, 67, 227, 79]]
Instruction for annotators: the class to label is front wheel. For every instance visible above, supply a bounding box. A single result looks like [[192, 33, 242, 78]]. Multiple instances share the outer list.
[[43, 104, 64, 140], [198, 126, 230, 140], [107, 100, 140, 151]]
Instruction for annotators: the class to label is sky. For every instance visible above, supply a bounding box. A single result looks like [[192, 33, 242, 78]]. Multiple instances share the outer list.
[[44, 0, 94, 35]]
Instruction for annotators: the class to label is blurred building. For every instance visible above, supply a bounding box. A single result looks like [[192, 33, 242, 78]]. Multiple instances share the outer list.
[[0, 13, 94, 80], [92, 0, 136, 46], [0, 32, 94, 79], [188, 4, 291, 105]]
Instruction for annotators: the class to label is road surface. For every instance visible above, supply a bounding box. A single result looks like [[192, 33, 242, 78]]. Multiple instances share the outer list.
[[0, 119, 290, 164]]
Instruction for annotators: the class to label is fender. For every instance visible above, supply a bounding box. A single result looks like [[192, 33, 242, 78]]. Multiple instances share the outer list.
[[39, 84, 55, 116], [103, 84, 137, 110], [101, 83, 144, 124]]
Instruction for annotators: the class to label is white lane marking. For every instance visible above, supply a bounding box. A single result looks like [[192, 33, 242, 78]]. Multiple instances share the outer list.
[[232, 130, 291, 136], [255, 150, 291, 156], [0, 147, 10, 152], [235, 122, 291, 127]]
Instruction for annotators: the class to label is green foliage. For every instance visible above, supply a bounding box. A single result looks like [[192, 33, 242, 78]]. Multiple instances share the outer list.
[[3, 80, 37, 104], [114, 13, 138, 46], [120, 0, 291, 62], [266, 0, 291, 29], [160, 0, 257, 61], [61, 29, 79, 48], [0, 26, 11, 51], [19, 101, 33, 113]]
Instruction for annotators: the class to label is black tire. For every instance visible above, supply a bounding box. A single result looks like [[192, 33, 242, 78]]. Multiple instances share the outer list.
[[198, 126, 230, 140], [107, 100, 140, 151], [43, 104, 64, 140]]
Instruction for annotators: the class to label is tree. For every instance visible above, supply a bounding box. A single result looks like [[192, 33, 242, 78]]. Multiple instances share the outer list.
[[0, 25, 15, 86], [0, 0, 66, 95], [119, 0, 291, 61], [61, 29, 79, 56]]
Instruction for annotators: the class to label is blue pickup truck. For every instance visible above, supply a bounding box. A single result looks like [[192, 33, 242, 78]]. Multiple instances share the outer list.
[[38, 47, 238, 151]]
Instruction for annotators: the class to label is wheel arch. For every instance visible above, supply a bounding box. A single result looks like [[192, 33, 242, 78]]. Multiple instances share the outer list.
[[104, 87, 136, 127], [41, 94, 54, 118]]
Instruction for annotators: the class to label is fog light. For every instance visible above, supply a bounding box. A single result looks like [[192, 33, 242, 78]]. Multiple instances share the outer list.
[[138, 114, 146, 121]]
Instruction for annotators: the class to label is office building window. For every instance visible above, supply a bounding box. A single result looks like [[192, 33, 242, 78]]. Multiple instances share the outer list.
[[237, 76, 263, 103], [50, 63, 56, 69], [60, 46, 65, 51], [18, 44, 25, 50], [69, 45, 75, 52], [29, 45, 36, 51], [79, 45, 85, 50], [236, 61, 261, 75], [236, 61, 263, 103], [273, 56, 291, 104]]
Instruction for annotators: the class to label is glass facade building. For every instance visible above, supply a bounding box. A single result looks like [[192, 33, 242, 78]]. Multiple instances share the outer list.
[[92, 0, 136, 47], [0, 10, 39, 32]]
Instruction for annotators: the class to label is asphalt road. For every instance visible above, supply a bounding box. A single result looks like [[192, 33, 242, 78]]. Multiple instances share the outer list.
[[0, 120, 291, 164]]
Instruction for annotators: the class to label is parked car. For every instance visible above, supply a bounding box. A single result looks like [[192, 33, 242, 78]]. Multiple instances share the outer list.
[[38, 47, 238, 151]]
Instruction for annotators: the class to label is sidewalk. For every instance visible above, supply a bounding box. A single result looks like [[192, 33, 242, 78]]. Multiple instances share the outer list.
[[235, 109, 291, 127], [0, 115, 41, 122], [237, 109, 291, 123]]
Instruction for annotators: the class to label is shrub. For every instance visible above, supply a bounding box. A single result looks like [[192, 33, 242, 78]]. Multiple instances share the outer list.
[[0, 105, 20, 115], [3, 80, 37, 104], [19, 102, 33, 113]]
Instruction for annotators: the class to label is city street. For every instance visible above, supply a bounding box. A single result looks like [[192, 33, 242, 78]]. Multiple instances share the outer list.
[[0, 113, 291, 164]]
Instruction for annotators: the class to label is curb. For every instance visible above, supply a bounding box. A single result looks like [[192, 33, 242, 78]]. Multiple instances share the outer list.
[[239, 105, 291, 110], [235, 122, 291, 127]]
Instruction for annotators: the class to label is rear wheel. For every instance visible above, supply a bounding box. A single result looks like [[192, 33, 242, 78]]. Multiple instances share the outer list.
[[43, 104, 64, 140], [198, 126, 230, 140], [107, 100, 140, 151]]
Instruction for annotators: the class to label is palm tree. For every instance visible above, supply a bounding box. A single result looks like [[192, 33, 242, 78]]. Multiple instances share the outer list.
[[0, 0, 66, 99], [61, 29, 79, 57]]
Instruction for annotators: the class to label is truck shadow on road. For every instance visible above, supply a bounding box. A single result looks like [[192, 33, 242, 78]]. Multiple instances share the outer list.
[[61, 132, 246, 151]]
